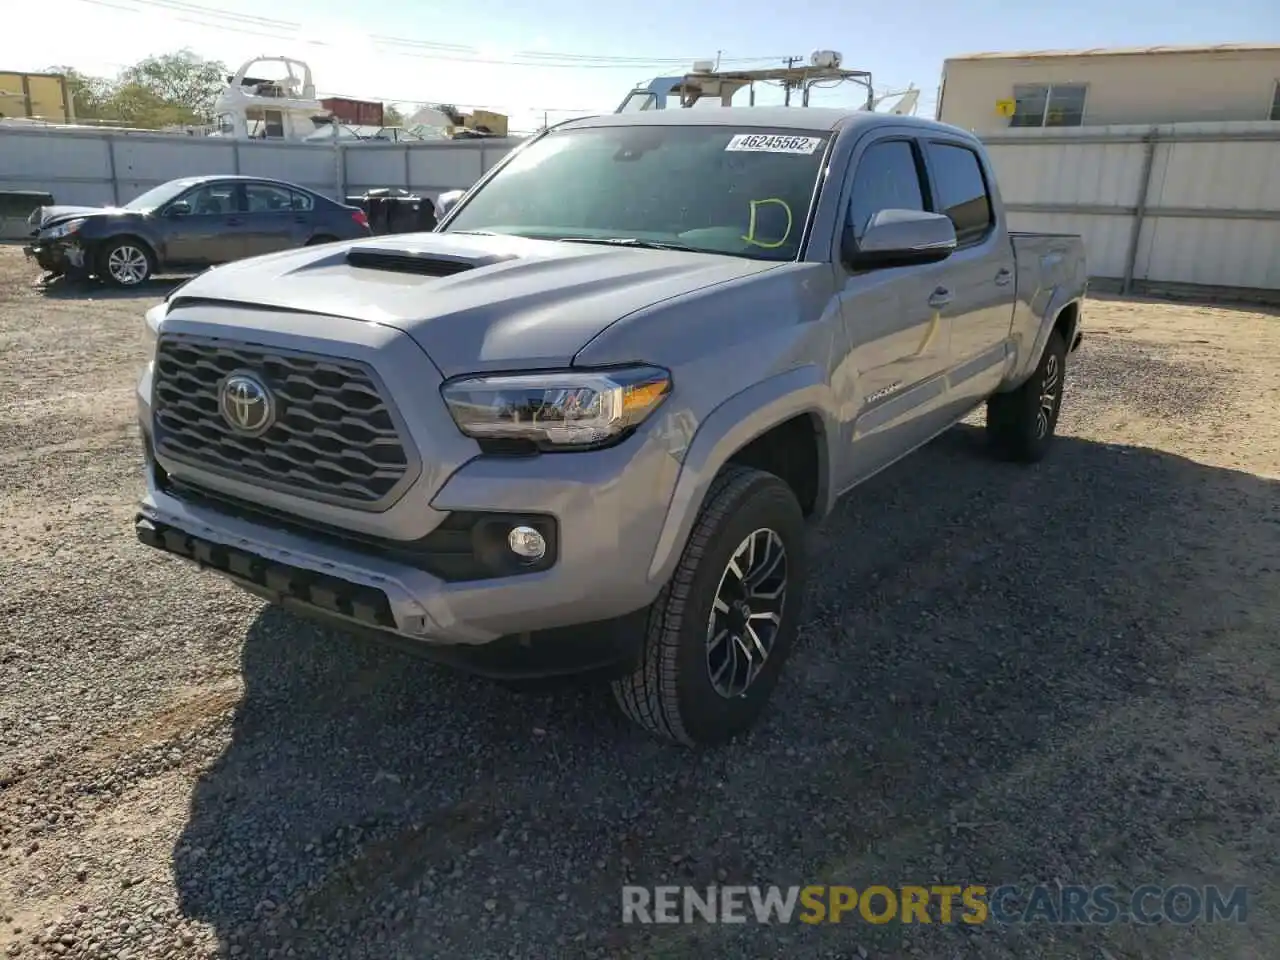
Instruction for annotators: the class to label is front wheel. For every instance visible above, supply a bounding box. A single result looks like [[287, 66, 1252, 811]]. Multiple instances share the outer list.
[[98, 239, 154, 288], [612, 465, 808, 746]]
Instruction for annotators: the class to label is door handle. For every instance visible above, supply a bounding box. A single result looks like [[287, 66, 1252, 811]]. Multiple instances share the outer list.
[[995, 268, 1013, 286], [226, 217, 244, 226], [928, 287, 953, 309]]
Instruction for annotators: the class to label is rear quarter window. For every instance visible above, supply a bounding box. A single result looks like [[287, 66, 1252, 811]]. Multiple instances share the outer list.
[[925, 142, 993, 245]]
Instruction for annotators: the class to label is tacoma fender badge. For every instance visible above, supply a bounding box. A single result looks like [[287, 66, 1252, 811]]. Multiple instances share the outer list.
[[865, 381, 903, 404]]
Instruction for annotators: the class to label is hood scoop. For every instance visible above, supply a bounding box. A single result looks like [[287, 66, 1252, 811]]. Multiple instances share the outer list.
[[346, 242, 517, 277]]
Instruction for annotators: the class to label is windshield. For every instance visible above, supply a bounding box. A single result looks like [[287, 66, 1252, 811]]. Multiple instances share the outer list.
[[443, 125, 832, 261], [123, 179, 201, 212]]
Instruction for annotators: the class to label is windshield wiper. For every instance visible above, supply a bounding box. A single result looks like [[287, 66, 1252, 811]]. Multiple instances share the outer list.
[[553, 236, 701, 253]]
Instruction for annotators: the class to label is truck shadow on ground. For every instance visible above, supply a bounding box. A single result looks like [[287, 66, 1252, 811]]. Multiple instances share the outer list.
[[170, 425, 1280, 959]]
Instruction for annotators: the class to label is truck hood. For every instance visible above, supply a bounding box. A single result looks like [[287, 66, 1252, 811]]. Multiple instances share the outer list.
[[168, 232, 782, 376]]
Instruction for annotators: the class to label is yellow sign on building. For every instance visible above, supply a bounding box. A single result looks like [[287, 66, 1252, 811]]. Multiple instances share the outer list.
[[995, 98, 1016, 117]]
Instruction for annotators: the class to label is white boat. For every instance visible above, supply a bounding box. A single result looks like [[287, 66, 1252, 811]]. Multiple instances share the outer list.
[[211, 56, 333, 141]]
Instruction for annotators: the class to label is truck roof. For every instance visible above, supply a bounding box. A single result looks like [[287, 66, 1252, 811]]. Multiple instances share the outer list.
[[558, 107, 958, 136]]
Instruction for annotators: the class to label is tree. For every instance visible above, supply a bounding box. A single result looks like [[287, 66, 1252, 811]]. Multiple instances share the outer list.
[[109, 83, 193, 128], [435, 103, 466, 126], [44, 50, 228, 129], [46, 66, 115, 121], [383, 104, 406, 127], [117, 50, 227, 123]]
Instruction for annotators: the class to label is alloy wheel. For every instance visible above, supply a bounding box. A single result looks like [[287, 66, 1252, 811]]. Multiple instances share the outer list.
[[1035, 353, 1060, 439], [107, 246, 149, 285], [706, 527, 788, 699]]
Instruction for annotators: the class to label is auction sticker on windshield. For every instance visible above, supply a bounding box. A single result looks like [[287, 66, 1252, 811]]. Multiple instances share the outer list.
[[725, 134, 824, 154]]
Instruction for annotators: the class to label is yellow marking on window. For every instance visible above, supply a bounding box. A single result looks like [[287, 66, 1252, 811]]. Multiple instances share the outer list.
[[741, 198, 793, 249]]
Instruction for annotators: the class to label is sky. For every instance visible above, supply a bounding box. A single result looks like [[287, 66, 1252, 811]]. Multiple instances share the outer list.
[[3, 0, 1278, 132]]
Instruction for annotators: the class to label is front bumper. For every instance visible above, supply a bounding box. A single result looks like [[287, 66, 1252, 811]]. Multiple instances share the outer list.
[[24, 238, 87, 275], [136, 438, 678, 647]]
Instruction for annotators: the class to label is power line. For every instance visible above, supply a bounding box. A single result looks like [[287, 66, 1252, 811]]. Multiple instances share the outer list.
[[69, 0, 795, 69]]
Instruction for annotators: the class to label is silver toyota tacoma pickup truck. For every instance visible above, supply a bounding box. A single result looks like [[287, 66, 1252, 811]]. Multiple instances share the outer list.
[[135, 108, 1086, 746]]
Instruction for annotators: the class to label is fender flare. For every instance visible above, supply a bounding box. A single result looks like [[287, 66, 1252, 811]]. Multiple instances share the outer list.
[[1004, 288, 1083, 391], [646, 364, 837, 585]]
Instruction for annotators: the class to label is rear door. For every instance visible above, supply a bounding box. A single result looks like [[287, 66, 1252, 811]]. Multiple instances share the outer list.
[[832, 133, 960, 490], [919, 139, 1016, 401], [241, 181, 309, 256]]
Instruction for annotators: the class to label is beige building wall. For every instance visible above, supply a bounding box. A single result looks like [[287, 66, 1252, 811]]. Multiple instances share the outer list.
[[937, 45, 1280, 134]]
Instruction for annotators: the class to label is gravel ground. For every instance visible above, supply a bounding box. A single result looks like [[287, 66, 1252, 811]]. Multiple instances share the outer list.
[[1, 245, 1278, 960]]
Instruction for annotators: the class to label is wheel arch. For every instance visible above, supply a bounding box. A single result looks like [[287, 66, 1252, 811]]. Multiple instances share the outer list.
[[646, 365, 837, 587], [98, 233, 159, 269], [1000, 293, 1083, 392]]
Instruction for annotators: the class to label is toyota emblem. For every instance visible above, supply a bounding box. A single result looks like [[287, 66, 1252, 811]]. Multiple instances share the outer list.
[[218, 372, 275, 436]]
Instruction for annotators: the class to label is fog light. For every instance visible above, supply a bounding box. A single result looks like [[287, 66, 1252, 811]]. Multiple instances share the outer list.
[[507, 525, 547, 561]]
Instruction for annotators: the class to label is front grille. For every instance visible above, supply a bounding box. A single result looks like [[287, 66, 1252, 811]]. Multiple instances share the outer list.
[[151, 334, 414, 508]]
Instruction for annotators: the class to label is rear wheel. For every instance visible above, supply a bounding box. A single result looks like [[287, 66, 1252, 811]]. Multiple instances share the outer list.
[[987, 329, 1068, 462], [611, 465, 807, 746], [98, 239, 154, 288]]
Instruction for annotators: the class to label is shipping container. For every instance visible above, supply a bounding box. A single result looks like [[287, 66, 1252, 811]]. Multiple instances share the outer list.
[[320, 97, 384, 127], [0, 70, 74, 122]]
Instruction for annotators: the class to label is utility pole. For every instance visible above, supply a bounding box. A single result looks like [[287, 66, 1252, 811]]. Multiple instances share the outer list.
[[783, 55, 800, 106], [714, 50, 722, 70]]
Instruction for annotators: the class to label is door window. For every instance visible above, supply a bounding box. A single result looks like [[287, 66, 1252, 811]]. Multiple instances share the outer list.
[[287, 189, 314, 211], [180, 182, 238, 216], [924, 143, 993, 245], [245, 183, 297, 213], [846, 140, 927, 242]]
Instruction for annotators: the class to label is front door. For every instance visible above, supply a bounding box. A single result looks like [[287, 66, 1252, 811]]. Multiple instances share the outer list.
[[831, 134, 958, 491], [160, 181, 243, 266]]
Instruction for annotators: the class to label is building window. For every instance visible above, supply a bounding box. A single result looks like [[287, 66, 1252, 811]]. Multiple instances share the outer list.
[[1271, 81, 1280, 121], [1009, 83, 1087, 128]]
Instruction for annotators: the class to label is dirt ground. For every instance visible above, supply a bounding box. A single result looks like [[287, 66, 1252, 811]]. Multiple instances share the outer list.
[[0, 243, 1277, 960]]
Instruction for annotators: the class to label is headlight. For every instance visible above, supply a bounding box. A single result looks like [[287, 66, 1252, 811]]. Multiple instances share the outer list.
[[42, 218, 84, 240], [441, 365, 671, 450], [143, 303, 166, 346]]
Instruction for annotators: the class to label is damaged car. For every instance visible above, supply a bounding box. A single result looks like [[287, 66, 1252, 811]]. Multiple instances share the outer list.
[[24, 175, 371, 288]]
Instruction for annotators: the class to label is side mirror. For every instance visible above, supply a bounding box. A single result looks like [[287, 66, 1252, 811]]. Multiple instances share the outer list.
[[842, 208, 956, 270], [166, 201, 191, 217], [436, 189, 465, 219]]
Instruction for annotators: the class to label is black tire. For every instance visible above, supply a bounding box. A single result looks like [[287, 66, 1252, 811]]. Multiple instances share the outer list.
[[97, 238, 154, 288], [986, 329, 1068, 462], [612, 465, 808, 746], [306, 235, 339, 246]]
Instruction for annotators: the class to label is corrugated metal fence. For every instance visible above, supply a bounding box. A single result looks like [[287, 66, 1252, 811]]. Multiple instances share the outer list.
[[0, 124, 521, 209], [983, 121, 1280, 298]]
